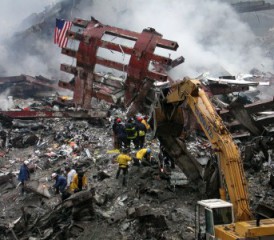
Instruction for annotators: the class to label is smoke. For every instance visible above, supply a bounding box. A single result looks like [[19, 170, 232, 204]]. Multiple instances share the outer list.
[[0, 0, 57, 40], [0, 0, 273, 80], [0, 0, 67, 78], [0, 89, 13, 110], [77, 0, 274, 78]]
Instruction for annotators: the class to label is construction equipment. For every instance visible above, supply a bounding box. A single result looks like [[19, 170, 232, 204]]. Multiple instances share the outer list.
[[155, 77, 274, 239]]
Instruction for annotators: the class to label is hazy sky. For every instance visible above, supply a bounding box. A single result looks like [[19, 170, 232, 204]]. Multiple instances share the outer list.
[[0, 0, 55, 39], [0, 0, 273, 79], [79, 0, 274, 77]]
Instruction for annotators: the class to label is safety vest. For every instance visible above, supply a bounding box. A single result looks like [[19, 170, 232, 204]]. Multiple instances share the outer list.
[[125, 123, 137, 139]]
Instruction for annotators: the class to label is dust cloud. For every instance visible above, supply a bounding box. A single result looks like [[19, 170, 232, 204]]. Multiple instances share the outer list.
[[79, 0, 274, 78], [0, 0, 273, 79]]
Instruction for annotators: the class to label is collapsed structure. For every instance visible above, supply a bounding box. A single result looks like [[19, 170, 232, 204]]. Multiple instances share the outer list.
[[57, 17, 274, 239], [53, 17, 274, 187], [1, 15, 274, 239], [59, 17, 184, 115]]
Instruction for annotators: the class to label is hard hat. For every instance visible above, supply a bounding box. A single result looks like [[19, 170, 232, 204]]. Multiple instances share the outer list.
[[24, 160, 29, 165], [147, 148, 151, 154], [51, 173, 57, 178], [137, 116, 142, 122]]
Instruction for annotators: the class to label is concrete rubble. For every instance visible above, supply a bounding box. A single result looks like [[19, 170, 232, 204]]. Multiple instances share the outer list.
[[0, 2, 274, 239], [0, 84, 273, 239]]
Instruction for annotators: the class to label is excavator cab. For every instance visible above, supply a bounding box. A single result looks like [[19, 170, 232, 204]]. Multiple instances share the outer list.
[[195, 199, 234, 240]]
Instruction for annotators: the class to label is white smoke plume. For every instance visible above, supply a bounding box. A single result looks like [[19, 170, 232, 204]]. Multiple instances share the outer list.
[[0, 0, 273, 80], [0, 0, 57, 39], [0, 89, 13, 110], [78, 0, 274, 78]]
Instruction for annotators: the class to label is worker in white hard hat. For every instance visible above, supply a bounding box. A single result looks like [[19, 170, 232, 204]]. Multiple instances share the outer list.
[[18, 160, 30, 196], [51, 172, 67, 196]]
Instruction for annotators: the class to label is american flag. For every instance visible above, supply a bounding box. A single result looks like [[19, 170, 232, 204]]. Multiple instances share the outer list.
[[54, 18, 72, 48]]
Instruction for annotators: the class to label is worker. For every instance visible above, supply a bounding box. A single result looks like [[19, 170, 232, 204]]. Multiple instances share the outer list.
[[51, 173, 67, 195], [18, 160, 30, 196], [115, 148, 132, 186], [65, 166, 76, 188], [135, 116, 147, 149], [141, 116, 151, 132], [115, 118, 127, 150], [112, 117, 120, 149], [158, 145, 175, 171], [125, 117, 138, 150], [135, 148, 152, 166], [70, 170, 88, 193]]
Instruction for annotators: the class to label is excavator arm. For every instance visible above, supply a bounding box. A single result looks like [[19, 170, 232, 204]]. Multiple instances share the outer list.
[[165, 77, 253, 222]]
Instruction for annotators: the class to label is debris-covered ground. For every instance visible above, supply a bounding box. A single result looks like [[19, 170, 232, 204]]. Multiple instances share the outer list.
[[0, 1, 274, 239], [0, 107, 199, 240], [0, 96, 274, 240]]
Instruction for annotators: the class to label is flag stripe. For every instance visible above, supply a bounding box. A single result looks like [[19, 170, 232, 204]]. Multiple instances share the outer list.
[[59, 22, 72, 47], [54, 19, 72, 48]]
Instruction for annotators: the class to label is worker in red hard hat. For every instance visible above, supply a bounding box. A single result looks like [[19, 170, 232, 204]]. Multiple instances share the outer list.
[[135, 116, 147, 149], [136, 116, 142, 122], [141, 116, 151, 132], [113, 117, 126, 150], [125, 117, 138, 150]]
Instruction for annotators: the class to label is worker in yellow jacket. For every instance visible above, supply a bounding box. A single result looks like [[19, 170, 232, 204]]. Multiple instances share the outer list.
[[115, 148, 132, 186], [135, 148, 152, 166], [70, 171, 88, 193], [141, 116, 151, 131]]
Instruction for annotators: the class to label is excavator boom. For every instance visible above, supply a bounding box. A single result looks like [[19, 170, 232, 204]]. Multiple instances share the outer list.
[[164, 77, 274, 239], [166, 77, 252, 221]]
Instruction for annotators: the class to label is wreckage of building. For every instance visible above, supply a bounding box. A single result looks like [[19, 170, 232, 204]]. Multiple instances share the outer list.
[[1, 14, 274, 240]]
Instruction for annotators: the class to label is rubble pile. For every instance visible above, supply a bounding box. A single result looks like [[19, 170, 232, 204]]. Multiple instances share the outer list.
[[0, 95, 273, 239], [0, 104, 202, 240], [0, 0, 273, 238]]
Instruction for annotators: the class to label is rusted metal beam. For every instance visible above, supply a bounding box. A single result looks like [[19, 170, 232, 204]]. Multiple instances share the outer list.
[[58, 80, 75, 91], [66, 30, 91, 44], [0, 110, 108, 119], [61, 48, 77, 58], [96, 57, 128, 72], [72, 18, 90, 28], [98, 39, 133, 55], [59, 17, 182, 112], [60, 64, 78, 75]]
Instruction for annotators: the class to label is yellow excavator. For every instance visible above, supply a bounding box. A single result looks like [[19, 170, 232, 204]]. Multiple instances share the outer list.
[[155, 77, 274, 239]]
